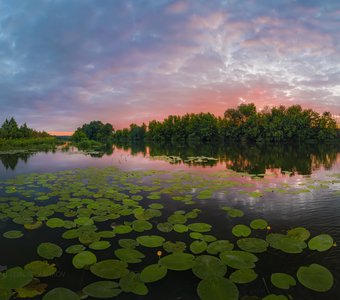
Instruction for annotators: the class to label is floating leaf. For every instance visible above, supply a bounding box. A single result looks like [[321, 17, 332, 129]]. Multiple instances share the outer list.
[[250, 219, 268, 230], [227, 208, 244, 218], [167, 214, 187, 224], [37, 243, 63, 259], [192, 255, 227, 279], [24, 221, 43, 230], [287, 227, 310, 241], [15, 278, 47, 298], [190, 240, 208, 254], [197, 277, 239, 300], [89, 241, 111, 251], [114, 248, 145, 263], [163, 241, 186, 253], [270, 273, 296, 289], [173, 224, 188, 233], [24, 261, 56, 277], [42, 287, 80, 300], [308, 234, 333, 252], [90, 260, 129, 279], [46, 218, 65, 228], [0, 267, 33, 289], [136, 235, 165, 248], [118, 239, 139, 249], [140, 264, 167, 283], [220, 251, 258, 269], [66, 244, 86, 254], [262, 295, 288, 300], [232, 225, 251, 237], [237, 238, 268, 253], [132, 220, 152, 232], [3, 230, 23, 239], [72, 251, 97, 269], [157, 222, 173, 233], [114, 225, 132, 234], [230, 269, 257, 284], [207, 240, 234, 255], [119, 272, 148, 295], [188, 223, 212, 233], [83, 281, 121, 298], [160, 253, 196, 271], [75, 217, 94, 226], [297, 264, 333, 292]]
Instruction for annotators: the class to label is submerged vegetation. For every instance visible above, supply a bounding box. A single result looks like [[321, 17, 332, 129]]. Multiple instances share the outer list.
[[0, 167, 337, 299], [114, 104, 339, 144]]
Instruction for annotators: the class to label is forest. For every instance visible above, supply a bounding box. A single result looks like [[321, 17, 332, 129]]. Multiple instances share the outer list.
[[113, 104, 338, 144]]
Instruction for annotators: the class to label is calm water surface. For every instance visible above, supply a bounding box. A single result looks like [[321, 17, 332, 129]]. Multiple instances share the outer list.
[[0, 144, 339, 300]]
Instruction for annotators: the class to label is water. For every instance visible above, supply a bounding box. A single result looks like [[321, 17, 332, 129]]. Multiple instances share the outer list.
[[0, 143, 339, 300]]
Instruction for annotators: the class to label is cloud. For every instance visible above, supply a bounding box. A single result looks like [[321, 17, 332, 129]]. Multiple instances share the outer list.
[[0, 0, 339, 131]]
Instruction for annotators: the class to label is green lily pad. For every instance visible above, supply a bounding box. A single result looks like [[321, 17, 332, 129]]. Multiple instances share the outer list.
[[66, 244, 86, 254], [3, 230, 24, 239], [197, 277, 239, 300], [308, 234, 333, 252], [232, 225, 251, 237], [0, 289, 12, 300], [250, 219, 268, 230], [188, 223, 212, 233], [173, 224, 188, 233], [37, 242, 63, 259], [167, 214, 187, 224], [46, 218, 65, 228], [14, 278, 47, 298], [72, 251, 97, 269], [270, 273, 296, 289], [24, 221, 43, 230], [140, 264, 167, 283], [136, 235, 165, 248], [132, 220, 153, 232], [297, 264, 333, 292], [83, 281, 121, 298], [119, 272, 148, 295], [237, 238, 268, 253], [266, 234, 307, 254], [42, 287, 80, 300], [227, 208, 244, 218], [160, 252, 196, 271], [75, 217, 94, 226], [118, 239, 139, 249], [114, 248, 145, 263], [287, 227, 310, 241], [192, 255, 227, 279], [0, 267, 33, 289], [114, 225, 132, 234], [190, 240, 208, 254], [163, 241, 186, 253], [262, 295, 288, 300], [24, 261, 57, 277], [90, 259, 129, 279], [207, 240, 234, 255], [220, 251, 258, 269], [157, 222, 173, 233], [89, 241, 111, 250], [230, 269, 258, 284]]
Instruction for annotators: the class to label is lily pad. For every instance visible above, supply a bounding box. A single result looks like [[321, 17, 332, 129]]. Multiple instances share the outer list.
[[114, 248, 145, 263], [287, 227, 310, 241], [3, 230, 24, 239], [46, 218, 65, 228], [173, 224, 188, 233], [15, 278, 47, 298], [157, 222, 173, 233], [163, 241, 186, 253], [83, 281, 121, 298], [160, 252, 196, 271], [114, 225, 132, 234], [89, 241, 111, 250], [118, 239, 139, 249], [207, 240, 234, 255], [250, 219, 267, 230], [66, 244, 86, 254], [262, 295, 288, 300], [192, 255, 227, 279], [230, 269, 258, 284], [90, 259, 129, 279], [24, 261, 57, 277], [220, 251, 258, 269], [37, 243, 63, 259], [136, 235, 165, 248], [190, 240, 208, 254], [119, 272, 148, 295], [197, 277, 239, 300], [132, 220, 153, 232], [140, 264, 167, 283], [72, 251, 97, 269], [188, 223, 212, 233], [308, 234, 333, 252], [270, 273, 296, 289], [297, 264, 333, 292], [42, 287, 80, 300], [237, 238, 268, 253], [0, 267, 33, 289], [232, 225, 251, 237]]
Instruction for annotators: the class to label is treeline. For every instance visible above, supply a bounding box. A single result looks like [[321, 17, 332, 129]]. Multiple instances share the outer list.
[[0, 117, 50, 139], [71, 121, 114, 150], [113, 104, 338, 143]]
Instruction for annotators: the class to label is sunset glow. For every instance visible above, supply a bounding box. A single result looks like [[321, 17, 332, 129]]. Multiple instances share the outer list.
[[0, 0, 339, 132]]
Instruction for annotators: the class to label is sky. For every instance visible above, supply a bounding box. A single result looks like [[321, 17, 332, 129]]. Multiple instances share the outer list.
[[0, 0, 339, 134]]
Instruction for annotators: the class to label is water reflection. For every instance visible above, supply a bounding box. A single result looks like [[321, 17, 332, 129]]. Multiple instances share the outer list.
[[0, 142, 339, 175]]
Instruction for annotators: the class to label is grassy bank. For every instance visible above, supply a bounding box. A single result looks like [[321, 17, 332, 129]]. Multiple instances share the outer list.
[[0, 137, 64, 152]]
